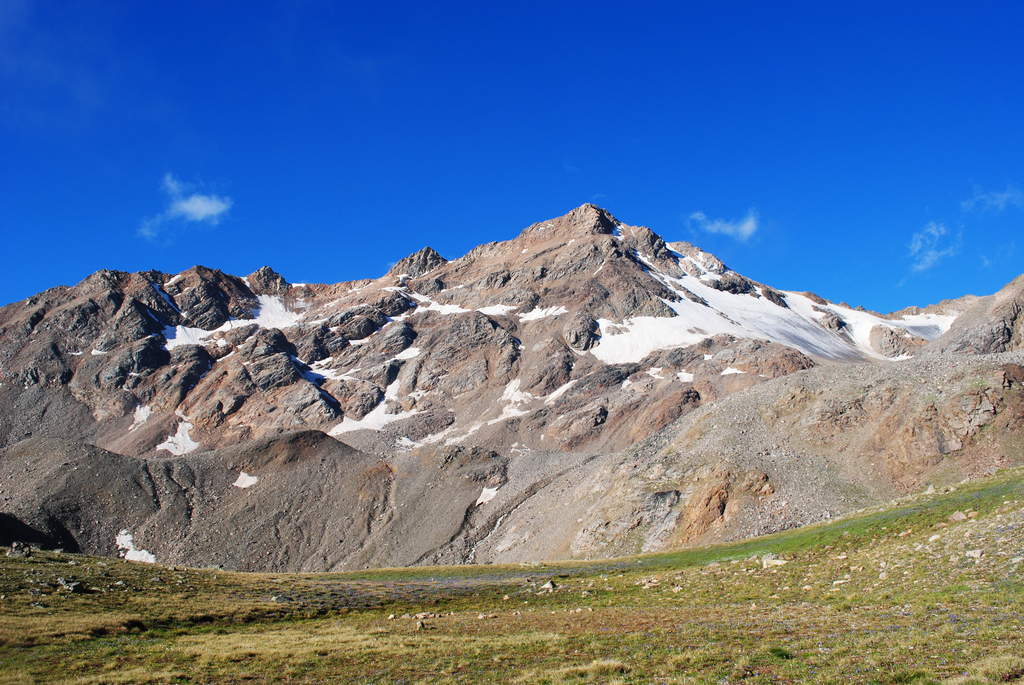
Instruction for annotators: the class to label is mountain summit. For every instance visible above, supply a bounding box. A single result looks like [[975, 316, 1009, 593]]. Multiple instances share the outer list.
[[387, 246, 447, 278]]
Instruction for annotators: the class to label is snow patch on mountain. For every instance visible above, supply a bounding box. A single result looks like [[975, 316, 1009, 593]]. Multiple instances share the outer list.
[[486, 379, 534, 425], [394, 346, 421, 360], [407, 292, 469, 315], [546, 380, 576, 403], [519, 305, 569, 322], [150, 283, 180, 312], [477, 304, 518, 316], [115, 530, 156, 563], [129, 405, 151, 431], [475, 487, 499, 505], [307, 360, 352, 381], [252, 295, 302, 328], [329, 379, 419, 435], [500, 379, 533, 404], [232, 472, 258, 489], [163, 324, 212, 349], [163, 295, 302, 350], [157, 420, 200, 455], [589, 259, 958, 364], [422, 421, 485, 446]]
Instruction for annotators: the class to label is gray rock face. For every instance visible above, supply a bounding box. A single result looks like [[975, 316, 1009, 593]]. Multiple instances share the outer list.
[[246, 266, 290, 294], [388, 247, 447, 278], [869, 325, 926, 358], [816, 309, 847, 333], [563, 313, 599, 351], [709, 272, 756, 295], [165, 266, 256, 329], [760, 286, 789, 308], [924, 275, 1024, 355]]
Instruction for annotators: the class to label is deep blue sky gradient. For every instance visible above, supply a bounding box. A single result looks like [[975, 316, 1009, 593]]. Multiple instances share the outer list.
[[2, 1, 1022, 311]]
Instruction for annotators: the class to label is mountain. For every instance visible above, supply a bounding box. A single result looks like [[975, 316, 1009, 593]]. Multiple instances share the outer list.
[[1, 203, 1022, 570]]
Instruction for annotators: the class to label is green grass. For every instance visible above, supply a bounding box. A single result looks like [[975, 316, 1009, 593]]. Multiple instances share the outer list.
[[2, 467, 1024, 683]]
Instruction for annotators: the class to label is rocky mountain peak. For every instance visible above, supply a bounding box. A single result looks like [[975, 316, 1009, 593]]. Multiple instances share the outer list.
[[78, 268, 131, 294], [246, 266, 290, 294], [666, 241, 728, 275], [521, 203, 620, 239], [388, 246, 447, 279]]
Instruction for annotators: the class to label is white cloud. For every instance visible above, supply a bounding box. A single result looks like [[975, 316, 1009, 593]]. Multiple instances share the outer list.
[[908, 222, 960, 272], [689, 209, 759, 241], [961, 185, 1024, 212], [138, 173, 232, 240], [169, 194, 232, 222], [161, 172, 185, 196]]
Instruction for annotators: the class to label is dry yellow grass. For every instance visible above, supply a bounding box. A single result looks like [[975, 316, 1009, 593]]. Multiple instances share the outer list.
[[944, 654, 1024, 684]]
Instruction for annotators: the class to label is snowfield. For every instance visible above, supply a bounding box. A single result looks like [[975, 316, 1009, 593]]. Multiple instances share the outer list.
[[163, 295, 303, 350], [589, 251, 957, 364]]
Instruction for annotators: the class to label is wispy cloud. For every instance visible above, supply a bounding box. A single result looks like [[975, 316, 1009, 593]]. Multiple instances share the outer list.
[[689, 209, 759, 242], [908, 221, 960, 272], [139, 173, 232, 239], [961, 185, 1024, 212]]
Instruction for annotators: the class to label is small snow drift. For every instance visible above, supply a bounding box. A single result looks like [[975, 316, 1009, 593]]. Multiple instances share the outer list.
[[329, 378, 420, 435], [519, 305, 569, 322], [395, 346, 421, 360], [251, 294, 303, 329], [232, 471, 258, 489], [475, 486, 499, 506], [115, 529, 156, 563], [477, 304, 517, 316], [128, 405, 151, 431], [162, 295, 302, 351], [157, 421, 200, 455]]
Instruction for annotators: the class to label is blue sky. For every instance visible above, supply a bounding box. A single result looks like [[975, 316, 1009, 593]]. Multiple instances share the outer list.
[[1, 1, 1021, 312]]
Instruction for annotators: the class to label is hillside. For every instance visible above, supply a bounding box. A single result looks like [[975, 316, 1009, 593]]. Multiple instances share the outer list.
[[2, 466, 1023, 683]]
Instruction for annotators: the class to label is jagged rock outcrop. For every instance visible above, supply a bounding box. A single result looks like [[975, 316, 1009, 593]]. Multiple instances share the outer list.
[[923, 275, 1024, 354], [388, 247, 447, 278], [869, 325, 927, 358], [246, 266, 289, 294]]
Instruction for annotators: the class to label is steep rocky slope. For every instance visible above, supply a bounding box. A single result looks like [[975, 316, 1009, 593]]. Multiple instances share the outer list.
[[0, 204, 964, 458], [1, 203, 1022, 571], [493, 353, 1024, 562], [923, 274, 1024, 355]]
